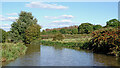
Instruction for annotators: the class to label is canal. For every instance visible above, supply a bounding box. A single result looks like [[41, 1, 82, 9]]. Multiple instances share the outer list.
[[3, 45, 120, 66]]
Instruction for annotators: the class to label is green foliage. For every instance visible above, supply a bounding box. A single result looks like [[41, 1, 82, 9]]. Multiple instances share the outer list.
[[40, 40, 84, 49], [41, 29, 60, 35], [71, 28, 78, 34], [0, 43, 27, 62], [0, 29, 7, 43], [10, 11, 40, 43], [25, 24, 41, 44], [88, 28, 120, 56], [59, 28, 78, 34], [106, 19, 120, 27], [78, 23, 93, 34], [52, 33, 65, 41], [59, 29, 66, 34], [93, 25, 102, 30]]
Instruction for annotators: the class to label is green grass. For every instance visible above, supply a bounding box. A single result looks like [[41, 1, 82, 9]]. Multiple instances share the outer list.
[[0, 43, 27, 62], [41, 34, 92, 49], [42, 38, 91, 43]]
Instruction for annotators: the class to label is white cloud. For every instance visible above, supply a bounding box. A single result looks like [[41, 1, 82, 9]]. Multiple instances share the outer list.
[[62, 15, 74, 19], [44, 15, 74, 19], [0, 24, 11, 31], [7, 17, 18, 21], [7, 13, 18, 15], [26, 2, 68, 9], [0, 15, 18, 21], [53, 19, 72, 23]]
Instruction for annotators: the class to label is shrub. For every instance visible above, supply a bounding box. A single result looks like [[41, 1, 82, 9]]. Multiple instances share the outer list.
[[89, 28, 120, 56]]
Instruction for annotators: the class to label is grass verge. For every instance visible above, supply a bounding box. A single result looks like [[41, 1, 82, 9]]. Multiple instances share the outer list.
[[0, 43, 27, 62]]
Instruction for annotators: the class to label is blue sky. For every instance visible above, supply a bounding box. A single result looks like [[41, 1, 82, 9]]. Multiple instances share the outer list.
[[0, 2, 118, 31]]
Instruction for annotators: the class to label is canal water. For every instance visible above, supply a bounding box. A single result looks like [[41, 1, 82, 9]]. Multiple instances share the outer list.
[[2, 45, 120, 66]]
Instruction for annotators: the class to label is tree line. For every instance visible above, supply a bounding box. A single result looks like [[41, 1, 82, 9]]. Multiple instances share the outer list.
[[0, 11, 120, 44], [41, 19, 120, 35]]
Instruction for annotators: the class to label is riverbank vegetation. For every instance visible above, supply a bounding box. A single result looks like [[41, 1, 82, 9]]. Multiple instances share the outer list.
[[41, 19, 120, 57], [0, 10, 120, 65], [0, 43, 27, 62]]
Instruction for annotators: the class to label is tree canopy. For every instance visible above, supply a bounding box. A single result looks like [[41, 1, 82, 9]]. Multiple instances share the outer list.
[[9, 11, 41, 43], [106, 19, 120, 27], [78, 23, 93, 34]]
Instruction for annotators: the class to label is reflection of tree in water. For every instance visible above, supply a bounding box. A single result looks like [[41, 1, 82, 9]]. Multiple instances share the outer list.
[[53, 46, 63, 50], [25, 44, 40, 55], [93, 53, 120, 66]]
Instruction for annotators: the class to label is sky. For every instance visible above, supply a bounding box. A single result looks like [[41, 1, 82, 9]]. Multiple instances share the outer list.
[[0, 2, 118, 31]]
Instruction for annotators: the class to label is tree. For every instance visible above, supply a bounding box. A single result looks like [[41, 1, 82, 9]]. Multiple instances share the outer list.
[[0, 29, 7, 43], [25, 24, 41, 44], [78, 23, 93, 34], [10, 11, 38, 43], [93, 25, 102, 30], [106, 19, 119, 27], [53, 33, 65, 41], [71, 28, 78, 34], [60, 29, 67, 34]]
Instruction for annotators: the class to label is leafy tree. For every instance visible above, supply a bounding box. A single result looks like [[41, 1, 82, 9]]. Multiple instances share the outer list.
[[71, 28, 78, 34], [53, 33, 65, 41], [0, 29, 7, 43], [78, 23, 93, 34], [10, 11, 38, 43], [52, 29, 60, 34], [25, 24, 41, 44], [106, 19, 120, 27], [60, 29, 67, 34], [93, 25, 102, 30]]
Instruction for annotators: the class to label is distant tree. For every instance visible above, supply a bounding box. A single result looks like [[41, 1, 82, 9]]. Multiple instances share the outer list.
[[71, 28, 78, 34], [52, 29, 59, 34], [41, 30, 46, 35], [53, 33, 65, 41], [25, 24, 41, 44], [0, 29, 7, 43], [10, 11, 38, 43], [60, 29, 67, 34], [93, 25, 102, 30], [106, 19, 120, 27], [78, 23, 93, 34]]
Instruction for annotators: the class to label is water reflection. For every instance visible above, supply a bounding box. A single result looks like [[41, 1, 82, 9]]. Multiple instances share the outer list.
[[93, 53, 120, 66]]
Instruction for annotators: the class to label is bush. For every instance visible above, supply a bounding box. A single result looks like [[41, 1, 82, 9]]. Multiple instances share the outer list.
[[52, 33, 65, 41], [88, 28, 120, 56]]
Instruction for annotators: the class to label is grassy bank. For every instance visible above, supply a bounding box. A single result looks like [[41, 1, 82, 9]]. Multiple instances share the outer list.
[[41, 34, 91, 49], [0, 43, 27, 62]]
